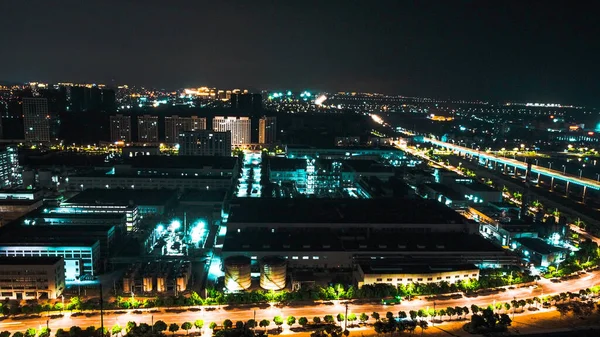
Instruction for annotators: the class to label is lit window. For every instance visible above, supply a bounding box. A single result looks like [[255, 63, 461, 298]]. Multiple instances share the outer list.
[[302, 256, 309, 260], [292, 256, 298, 260], [312, 256, 319, 260]]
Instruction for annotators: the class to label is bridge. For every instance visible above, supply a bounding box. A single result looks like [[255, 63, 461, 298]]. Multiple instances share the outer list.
[[424, 137, 600, 201]]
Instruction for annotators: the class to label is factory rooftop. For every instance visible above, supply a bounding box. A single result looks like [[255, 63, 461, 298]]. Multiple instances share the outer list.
[[0, 224, 115, 239], [228, 198, 471, 224], [344, 160, 395, 173], [63, 188, 178, 206], [359, 263, 479, 275], [179, 190, 227, 203], [514, 238, 566, 255], [124, 155, 237, 170], [223, 232, 502, 253], [268, 158, 307, 171], [0, 256, 64, 266]]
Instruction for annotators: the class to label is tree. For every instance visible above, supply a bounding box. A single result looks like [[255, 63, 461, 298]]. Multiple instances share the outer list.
[[209, 322, 217, 330], [287, 316, 297, 327], [259, 319, 270, 331], [181, 322, 192, 335], [235, 321, 244, 330], [0, 332, 9, 337], [154, 320, 168, 333], [169, 323, 180, 335], [125, 322, 136, 334], [385, 312, 394, 321], [69, 326, 82, 337], [347, 313, 357, 323], [24, 328, 37, 337], [359, 313, 369, 324], [409, 310, 417, 320], [273, 315, 284, 327], [438, 309, 446, 321], [504, 302, 511, 313], [526, 298, 534, 309], [223, 319, 233, 329], [499, 313, 512, 326], [336, 313, 345, 324], [324, 315, 334, 324], [455, 306, 464, 319], [313, 317, 321, 324], [299, 317, 309, 328], [398, 311, 407, 320], [417, 320, 428, 336], [247, 319, 257, 329], [371, 312, 380, 321], [12, 333, 23, 337], [194, 319, 204, 331], [96, 327, 108, 337], [55, 329, 68, 337], [111, 324, 122, 337]]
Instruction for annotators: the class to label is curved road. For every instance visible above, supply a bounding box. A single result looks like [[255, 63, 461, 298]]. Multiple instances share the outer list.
[[1, 273, 599, 334]]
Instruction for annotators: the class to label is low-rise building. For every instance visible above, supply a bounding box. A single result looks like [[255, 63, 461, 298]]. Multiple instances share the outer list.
[[227, 198, 480, 234], [513, 237, 567, 268], [0, 189, 44, 226], [355, 264, 480, 288], [61, 188, 178, 215], [66, 155, 238, 192], [0, 257, 65, 300], [0, 239, 100, 282], [222, 231, 517, 270], [286, 145, 405, 163]]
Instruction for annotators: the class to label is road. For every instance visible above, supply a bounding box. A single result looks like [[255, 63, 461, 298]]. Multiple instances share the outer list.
[[1, 273, 599, 334], [425, 138, 600, 191]]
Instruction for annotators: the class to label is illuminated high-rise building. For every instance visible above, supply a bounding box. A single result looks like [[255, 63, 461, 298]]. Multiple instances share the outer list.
[[259, 116, 277, 144], [0, 146, 19, 188], [164, 115, 206, 144], [23, 98, 52, 142], [137, 115, 158, 143], [212, 116, 251, 145], [179, 130, 231, 156], [109, 114, 131, 142]]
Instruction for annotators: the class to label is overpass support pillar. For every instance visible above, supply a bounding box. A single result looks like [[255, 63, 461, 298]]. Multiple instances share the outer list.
[[550, 177, 555, 192], [582, 186, 587, 204], [566, 181, 570, 197]]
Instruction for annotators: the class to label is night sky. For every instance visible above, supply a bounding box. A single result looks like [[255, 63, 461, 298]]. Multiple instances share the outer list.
[[1, 1, 598, 105]]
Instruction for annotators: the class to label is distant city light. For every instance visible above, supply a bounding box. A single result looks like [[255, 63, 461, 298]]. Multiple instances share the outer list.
[[315, 95, 327, 106]]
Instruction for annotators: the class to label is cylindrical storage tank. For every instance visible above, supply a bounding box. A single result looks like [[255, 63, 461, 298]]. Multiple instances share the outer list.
[[123, 277, 133, 293], [224, 256, 251, 291], [143, 277, 153, 292], [23, 170, 35, 188], [38, 170, 52, 188], [260, 256, 287, 290], [176, 277, 187, 292], [156, 277, 166, 292]]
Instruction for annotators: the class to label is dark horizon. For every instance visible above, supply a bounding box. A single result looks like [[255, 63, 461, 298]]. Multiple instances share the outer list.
[[1, 1, 598, 106]]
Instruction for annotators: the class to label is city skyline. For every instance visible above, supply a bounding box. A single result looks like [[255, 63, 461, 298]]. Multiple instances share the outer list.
[[1, 1, 599, 106]]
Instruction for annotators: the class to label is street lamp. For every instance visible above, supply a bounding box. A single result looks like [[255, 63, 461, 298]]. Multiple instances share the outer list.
[[596, 173, 600, 182], [562, 165, 566, 174], [549, 162, 553, 170], [579, 169, 583, 178]]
